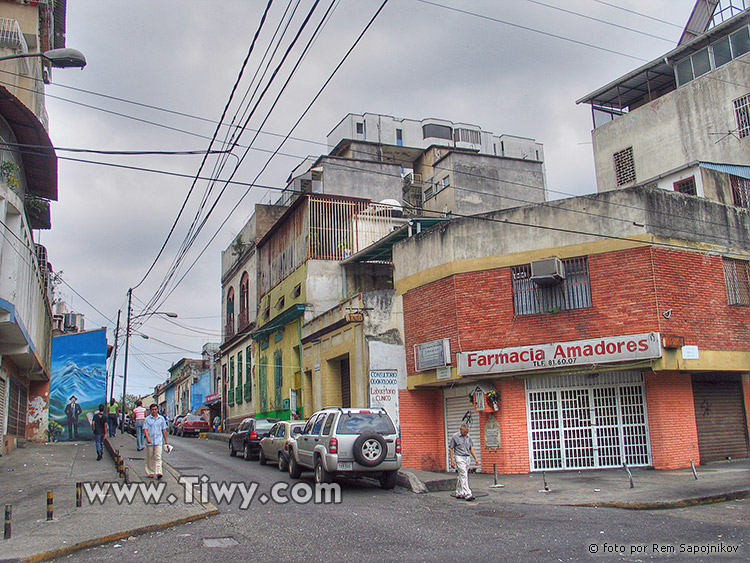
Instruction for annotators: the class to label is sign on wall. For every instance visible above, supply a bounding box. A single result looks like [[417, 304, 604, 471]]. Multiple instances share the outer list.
[[369, 370, 399, 430], [458, 332, 661, 377], [414, 338, 451, 371]]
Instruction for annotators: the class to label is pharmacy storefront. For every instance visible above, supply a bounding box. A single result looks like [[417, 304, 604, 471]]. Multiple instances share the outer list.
[[457, 333, 662, 472]]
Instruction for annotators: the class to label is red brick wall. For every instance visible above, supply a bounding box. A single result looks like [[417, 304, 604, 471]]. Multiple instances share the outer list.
[[399, 388, 445, 471], [645, 370, 700, 469], [478, 379, 530, 474]]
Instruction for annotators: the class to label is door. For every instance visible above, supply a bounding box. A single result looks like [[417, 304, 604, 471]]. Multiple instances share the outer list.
[[692, 374, 749, 463], [444, 395, 481, 471], [526, 371, 651, 471]]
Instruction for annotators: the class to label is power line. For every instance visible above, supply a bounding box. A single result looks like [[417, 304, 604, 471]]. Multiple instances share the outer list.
[[414, 0, 649, 62], [590, 0, 684, 29], [525, 0, 676, 43]]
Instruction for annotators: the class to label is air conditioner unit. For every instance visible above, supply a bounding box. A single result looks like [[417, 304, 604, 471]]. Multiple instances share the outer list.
[[530, 258, 565, 285]]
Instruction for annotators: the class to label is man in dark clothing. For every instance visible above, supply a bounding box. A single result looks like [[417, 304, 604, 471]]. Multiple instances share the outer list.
[[91, 404, 108, 460], [64, 395, 82, 440]]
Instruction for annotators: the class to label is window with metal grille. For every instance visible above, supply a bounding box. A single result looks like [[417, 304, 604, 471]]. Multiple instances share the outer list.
[[731, 175, 750, 208], [512, 256, 592, 315], [734, 93, 750, 139], [723, 258, 750, 306], [613, 147, 635, 186], [673, 176, 696, 195]]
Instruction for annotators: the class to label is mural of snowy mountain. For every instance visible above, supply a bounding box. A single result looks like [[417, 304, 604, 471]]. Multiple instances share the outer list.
[[50, 329, 108, 441]]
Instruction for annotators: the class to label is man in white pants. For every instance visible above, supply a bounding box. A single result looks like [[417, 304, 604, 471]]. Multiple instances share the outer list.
[[142, 404, 169, 479], [449, 423, 479, 501]]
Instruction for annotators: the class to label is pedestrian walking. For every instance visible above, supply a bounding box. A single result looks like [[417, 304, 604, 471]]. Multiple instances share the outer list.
[[142, 404, 169, 479], [449, 423, 479, 501], [64, 395, 82, 440], [107, 398, 119, 437], [132, 400, 147, 451], [91, 404, 108, 460]]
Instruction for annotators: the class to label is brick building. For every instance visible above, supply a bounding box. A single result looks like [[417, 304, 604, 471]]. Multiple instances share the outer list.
[[394, 187, 750, 473]]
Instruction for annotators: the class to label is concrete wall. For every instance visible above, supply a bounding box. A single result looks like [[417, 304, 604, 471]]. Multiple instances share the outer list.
[[320, 156, 402, 202], [393, 186, 750, 286], [591, 53, 750, 193]]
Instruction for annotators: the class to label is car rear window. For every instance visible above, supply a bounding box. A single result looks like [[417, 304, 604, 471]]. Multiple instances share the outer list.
[[184, 415, 202, 422], [336, 413, 396, 435], [255, 420, 276, 431]]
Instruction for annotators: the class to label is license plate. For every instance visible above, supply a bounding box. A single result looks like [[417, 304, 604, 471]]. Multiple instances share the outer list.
[[337, 462, 353, 470]]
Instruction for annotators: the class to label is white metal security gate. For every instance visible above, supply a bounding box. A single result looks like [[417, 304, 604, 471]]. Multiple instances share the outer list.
[[444, 393, 481, 471], [526, 371, 651, 471]]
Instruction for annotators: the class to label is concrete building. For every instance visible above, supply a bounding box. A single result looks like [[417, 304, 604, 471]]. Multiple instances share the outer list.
[[577, 8, 750, 207], [220, 204, 287, 429], [0, 0, 67, 454]]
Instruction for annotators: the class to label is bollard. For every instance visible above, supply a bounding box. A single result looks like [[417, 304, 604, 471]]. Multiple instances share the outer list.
[[623, 462, 634, 489], [542, 471, 550, 492], [76, 482, 82, 507], [493, 463, 497, 486], [46, 491, 53, 521], [4, 504, 10, 540], [690, 460, 698, 480]]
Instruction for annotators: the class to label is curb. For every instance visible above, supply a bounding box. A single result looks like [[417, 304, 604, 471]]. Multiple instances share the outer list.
[[17, 507, 218, 563], [571, 489, 750, 510], [7, 436, 220, 563], [206, 433, 230, 443]]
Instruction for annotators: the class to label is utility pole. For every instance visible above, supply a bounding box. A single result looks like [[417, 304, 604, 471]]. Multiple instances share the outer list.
[[109, 310, 121, 403], [121, 289, 132, 432]]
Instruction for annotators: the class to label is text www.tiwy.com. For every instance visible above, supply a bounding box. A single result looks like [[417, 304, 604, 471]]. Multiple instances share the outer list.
[[82, 477, 341, 509]]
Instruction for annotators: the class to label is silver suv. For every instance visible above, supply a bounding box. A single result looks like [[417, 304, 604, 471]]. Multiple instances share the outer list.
[[287, 407, 402, 489]]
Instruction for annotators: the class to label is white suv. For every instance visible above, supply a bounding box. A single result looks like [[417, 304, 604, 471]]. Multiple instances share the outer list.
[[288, 407, 402, 489]]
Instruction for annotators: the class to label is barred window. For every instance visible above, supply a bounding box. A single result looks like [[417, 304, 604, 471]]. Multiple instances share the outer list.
[[723, 258, 750, 306], [674, 177, 696, 195], [731, 175, 750, 209], [512, 256, 592, 315], [735, 93, 750, 139], [613, 147, 635, 186]]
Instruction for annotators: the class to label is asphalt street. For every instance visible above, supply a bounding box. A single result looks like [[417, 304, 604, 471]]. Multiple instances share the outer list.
[[59, 435, 749, 563]]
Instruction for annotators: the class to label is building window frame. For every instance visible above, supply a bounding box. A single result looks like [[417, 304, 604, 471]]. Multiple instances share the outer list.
[[731, 174, 750, 208], [512, 256, 593, 316], [673, 176, 697, 195], [734, 92, 750, 139], [723, 257, 750, 306]]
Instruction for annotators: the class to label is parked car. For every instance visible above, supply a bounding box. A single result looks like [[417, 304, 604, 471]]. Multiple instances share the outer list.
[[177, 414, 210, 437], [287, 407, 401, 489], [168, 415, 185, 435], [259, 421, 306, 471], [229, 418, 279, 460]]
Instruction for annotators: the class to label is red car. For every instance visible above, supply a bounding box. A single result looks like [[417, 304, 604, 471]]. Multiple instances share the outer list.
[[176, 414, 210, 437]]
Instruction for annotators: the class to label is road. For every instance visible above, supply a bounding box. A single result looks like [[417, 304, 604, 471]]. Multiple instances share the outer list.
[[64, 435, 749, 562]]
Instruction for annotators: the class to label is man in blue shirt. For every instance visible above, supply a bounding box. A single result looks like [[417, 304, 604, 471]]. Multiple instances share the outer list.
[[142, 404, 169, 478]]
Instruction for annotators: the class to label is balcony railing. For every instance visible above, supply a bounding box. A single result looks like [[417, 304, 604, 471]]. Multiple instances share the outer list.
[[224, 319, 235, 340], [0, 185, 52, 377]]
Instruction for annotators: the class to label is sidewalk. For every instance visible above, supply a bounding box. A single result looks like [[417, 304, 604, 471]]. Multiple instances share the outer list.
[[0, 433, 216, 563], [399, 458, 750, 509]]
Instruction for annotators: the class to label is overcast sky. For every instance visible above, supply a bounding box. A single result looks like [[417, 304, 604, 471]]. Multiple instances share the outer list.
[[38, 0, 700, 396]]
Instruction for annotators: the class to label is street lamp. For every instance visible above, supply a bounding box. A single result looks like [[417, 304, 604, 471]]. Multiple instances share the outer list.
[[121, 287, 178, 432], [0, 48, 87, 69]]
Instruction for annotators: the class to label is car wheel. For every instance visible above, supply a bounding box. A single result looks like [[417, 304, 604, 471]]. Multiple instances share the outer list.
[[278, 452, 287, 472], [314, 457, 333, 484], [243, 443, 252, 461], [288, 453, 302, 479], [380, 471, 398, 490], [229, 441, 236, 457], [259, 448, 267, 465], [352, 432, 387, 467]]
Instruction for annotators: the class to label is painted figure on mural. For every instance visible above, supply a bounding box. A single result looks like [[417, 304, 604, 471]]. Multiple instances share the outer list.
[[64, 395, 82, 440]]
